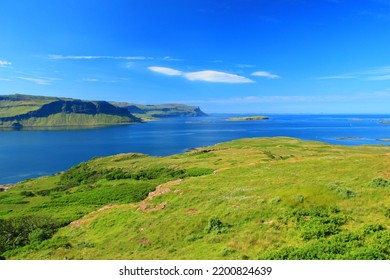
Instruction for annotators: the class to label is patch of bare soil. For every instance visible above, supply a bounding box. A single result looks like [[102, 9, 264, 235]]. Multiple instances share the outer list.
[[185, 209, 198, 214], [137, 179, 183, 213]]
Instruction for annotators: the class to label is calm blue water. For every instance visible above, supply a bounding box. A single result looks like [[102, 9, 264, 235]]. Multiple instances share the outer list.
[[1, 114, 390, 184]]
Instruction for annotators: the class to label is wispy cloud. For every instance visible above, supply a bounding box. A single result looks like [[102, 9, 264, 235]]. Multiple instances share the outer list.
[[148, 66, 183, 76], [82, 78, 100, 82], [317, 66, 390, 81], [251, 71, 280, 79], [185, 70, 254, 83], [148, 66, 254, 83], [161, 56, 182, 61], [48, 55, 149, 60], [0, 60, 12, 67], [17, 76, 56, 85]]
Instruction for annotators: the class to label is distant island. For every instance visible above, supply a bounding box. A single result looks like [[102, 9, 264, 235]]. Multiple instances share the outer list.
[[111, 102, 207, 120], [228, 115, 269, 121], [0, 94, 206, 128]]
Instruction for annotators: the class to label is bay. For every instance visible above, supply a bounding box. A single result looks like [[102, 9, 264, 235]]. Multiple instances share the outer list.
[[1, 114, 390, 184]]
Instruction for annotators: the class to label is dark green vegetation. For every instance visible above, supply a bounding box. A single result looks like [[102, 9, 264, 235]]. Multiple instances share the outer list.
[[0, 137, 389, 259], [0, 94, 140, 128], [112, 102, 207, 120], [228, 116, 269, 121]]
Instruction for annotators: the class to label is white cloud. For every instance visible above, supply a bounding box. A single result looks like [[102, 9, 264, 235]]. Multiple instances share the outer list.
[[148, 66, 254, 83], [48, 55, 149, 60], [185, 70, 254, 83], [251, 71, 280, 79], [148, 66, 183, 76], [17, 77, 54, 85], [0, 60, 11, 66]]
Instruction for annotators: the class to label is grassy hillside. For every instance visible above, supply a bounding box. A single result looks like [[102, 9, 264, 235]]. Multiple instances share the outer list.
[[0, 94, 57, 118], [0, 113, 135, 127], [0, 94, 139, 128], [1, 137, 389, 260]]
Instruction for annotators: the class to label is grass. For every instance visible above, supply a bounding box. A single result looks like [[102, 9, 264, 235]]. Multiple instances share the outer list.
[[0, 99, 54, 118], [0, 137, 389, 259], [0, 113, 134, 127]]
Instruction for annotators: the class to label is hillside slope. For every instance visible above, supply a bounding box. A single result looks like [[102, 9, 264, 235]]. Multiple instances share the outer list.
[[112, 102, 207, 120], [0, 94, 140, 128], [0, 137, 389, 260]]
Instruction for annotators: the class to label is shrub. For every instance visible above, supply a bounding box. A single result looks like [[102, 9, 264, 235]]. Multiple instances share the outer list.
[[363, 224, 385, 235], [295, 195, 305, 203], [205, 217, 228, 234], [36, 189, 51, 196], [385, 208, 390, 219], [0, 216, 60, 254], [20, 191, 35, 197], [293, 206, 346, 240], [371, 178, 390, 188], [221, 247, 236, 257], [28, 228, 49, 243], [58, 162, 107, 187]]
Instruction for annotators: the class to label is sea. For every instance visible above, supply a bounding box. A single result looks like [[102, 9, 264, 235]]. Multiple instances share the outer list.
[[1, 114, 390, 184]]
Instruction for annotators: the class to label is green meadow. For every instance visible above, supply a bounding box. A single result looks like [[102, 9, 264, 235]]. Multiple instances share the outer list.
[[1, 137, 389, 260]]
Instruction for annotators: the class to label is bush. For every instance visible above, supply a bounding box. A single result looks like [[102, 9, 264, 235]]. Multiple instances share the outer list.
[[385, 208, 390, 219], [363, 224, 385, 235], [205, 217, 227, 234], [371, 178, 390, 187], [221, 247, 236, 257], [28, 228, 49, 243], [58, 162, 107, 187], [0, 216, 60, 254], [20, 191, 35, 197], [36, 189, 51, 196], [293, 206, 346, 240]]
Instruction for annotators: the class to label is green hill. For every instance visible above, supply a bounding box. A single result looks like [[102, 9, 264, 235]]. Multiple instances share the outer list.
[[112, 102, 207, 120], [1, 137, 389, 260], [0, 94, 140, 128]]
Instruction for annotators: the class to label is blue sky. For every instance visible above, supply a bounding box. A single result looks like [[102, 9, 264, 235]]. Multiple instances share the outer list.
[[1, 0, 390, 113]]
